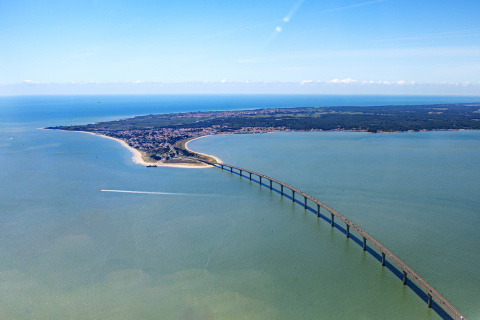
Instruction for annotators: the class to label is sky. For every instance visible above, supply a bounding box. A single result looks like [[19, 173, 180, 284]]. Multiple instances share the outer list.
[[1, 0, 480, 95]]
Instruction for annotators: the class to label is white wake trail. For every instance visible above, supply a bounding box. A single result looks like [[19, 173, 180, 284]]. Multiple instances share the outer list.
[[101, 189, 196, 196]]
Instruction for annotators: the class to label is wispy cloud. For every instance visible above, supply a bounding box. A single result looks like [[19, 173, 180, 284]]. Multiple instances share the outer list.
[[374, 29, 480, 43], [203, 0, 307, 40], [203, 0, 385, 48], [284, 0, 384, 24], [265, 0, 385, 47], [320, 0, 385, 14]]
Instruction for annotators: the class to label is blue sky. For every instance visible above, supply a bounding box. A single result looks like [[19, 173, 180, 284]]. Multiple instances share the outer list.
[[1, 0, 480, 95]]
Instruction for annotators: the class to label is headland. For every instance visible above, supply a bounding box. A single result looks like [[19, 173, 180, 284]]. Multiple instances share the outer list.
[[46, 103, 480, 167], [82, 131, 218, 168]]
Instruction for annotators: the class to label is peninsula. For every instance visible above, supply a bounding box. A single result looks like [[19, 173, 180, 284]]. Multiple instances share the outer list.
[[47, 103, 480, 166]]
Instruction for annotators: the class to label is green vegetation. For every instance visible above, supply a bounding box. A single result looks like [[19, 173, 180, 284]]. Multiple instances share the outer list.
[[47, 103, 480, 164]]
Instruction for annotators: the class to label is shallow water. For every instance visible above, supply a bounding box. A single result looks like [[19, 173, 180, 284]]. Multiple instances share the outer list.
[[1, 95, 479, 319], [190, 130, 480, 318]]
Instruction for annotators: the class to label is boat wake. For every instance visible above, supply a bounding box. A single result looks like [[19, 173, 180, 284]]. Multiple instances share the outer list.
[[101, 189, 204, 196]]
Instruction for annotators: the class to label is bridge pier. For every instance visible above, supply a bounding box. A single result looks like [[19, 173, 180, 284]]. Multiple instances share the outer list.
[[208, 161, 467, 320]]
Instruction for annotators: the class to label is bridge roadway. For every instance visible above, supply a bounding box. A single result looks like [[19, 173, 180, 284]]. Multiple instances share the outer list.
[[200, 159, 467, 320]]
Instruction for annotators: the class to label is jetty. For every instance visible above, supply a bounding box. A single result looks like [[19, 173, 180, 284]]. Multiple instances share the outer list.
[[200, 159, 467, 320]]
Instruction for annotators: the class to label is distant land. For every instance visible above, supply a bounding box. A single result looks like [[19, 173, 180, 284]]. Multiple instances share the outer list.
[[48, 103, 480, 166]]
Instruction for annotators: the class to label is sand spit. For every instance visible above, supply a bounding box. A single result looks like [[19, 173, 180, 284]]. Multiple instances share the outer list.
[[56, 130, 221, 168]]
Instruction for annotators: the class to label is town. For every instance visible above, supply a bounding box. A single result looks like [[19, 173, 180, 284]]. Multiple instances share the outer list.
[[48, 103, 480, 164]]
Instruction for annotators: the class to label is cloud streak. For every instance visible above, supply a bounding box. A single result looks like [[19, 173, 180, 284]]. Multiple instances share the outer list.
[[320, 0, 385, 14], [265, 0, 385, 47], [374, 29, 480, 43], [202, 0, 385, 49]]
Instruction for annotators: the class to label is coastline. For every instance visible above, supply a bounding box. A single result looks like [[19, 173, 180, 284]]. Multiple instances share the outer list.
[[184, 135, 223, 163], [73, 131, 221, 168]]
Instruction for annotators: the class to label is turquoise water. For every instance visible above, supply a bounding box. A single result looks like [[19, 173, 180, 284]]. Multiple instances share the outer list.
[[191, 131, 480, 317], [1, 95, 479, 319]]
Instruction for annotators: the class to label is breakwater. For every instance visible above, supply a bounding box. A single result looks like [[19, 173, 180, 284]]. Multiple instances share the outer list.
[[201, 160, 467, 320]]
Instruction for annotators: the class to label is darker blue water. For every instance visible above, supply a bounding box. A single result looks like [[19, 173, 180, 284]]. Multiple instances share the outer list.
[[1, 94, 479, 127]]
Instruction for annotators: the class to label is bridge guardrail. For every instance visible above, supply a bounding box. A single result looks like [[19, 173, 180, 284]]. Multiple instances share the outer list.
[[200, 159, 466, 320]]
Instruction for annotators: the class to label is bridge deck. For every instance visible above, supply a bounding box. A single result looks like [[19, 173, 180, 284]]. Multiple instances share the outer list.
[[200, 160, 466, 320]]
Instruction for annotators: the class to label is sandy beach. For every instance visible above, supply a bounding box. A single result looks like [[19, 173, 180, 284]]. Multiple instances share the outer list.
[[184, 135, 223, 163], [79, 131, 221, 168]]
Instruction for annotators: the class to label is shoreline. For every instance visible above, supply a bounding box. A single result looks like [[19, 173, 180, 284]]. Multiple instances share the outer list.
[[57, 130, 221, 168], [184, 135, 223, 163], [49, 127, 471, 169]]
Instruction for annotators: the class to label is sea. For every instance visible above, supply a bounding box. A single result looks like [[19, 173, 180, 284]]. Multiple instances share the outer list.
[[1, 95, 479, 320]]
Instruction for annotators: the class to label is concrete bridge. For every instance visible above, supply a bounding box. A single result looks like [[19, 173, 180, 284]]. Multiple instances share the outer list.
[[200, 159, 467, 320]]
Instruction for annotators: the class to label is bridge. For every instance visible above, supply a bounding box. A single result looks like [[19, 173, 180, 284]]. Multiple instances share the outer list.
[[200, 159, 467, 320]]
